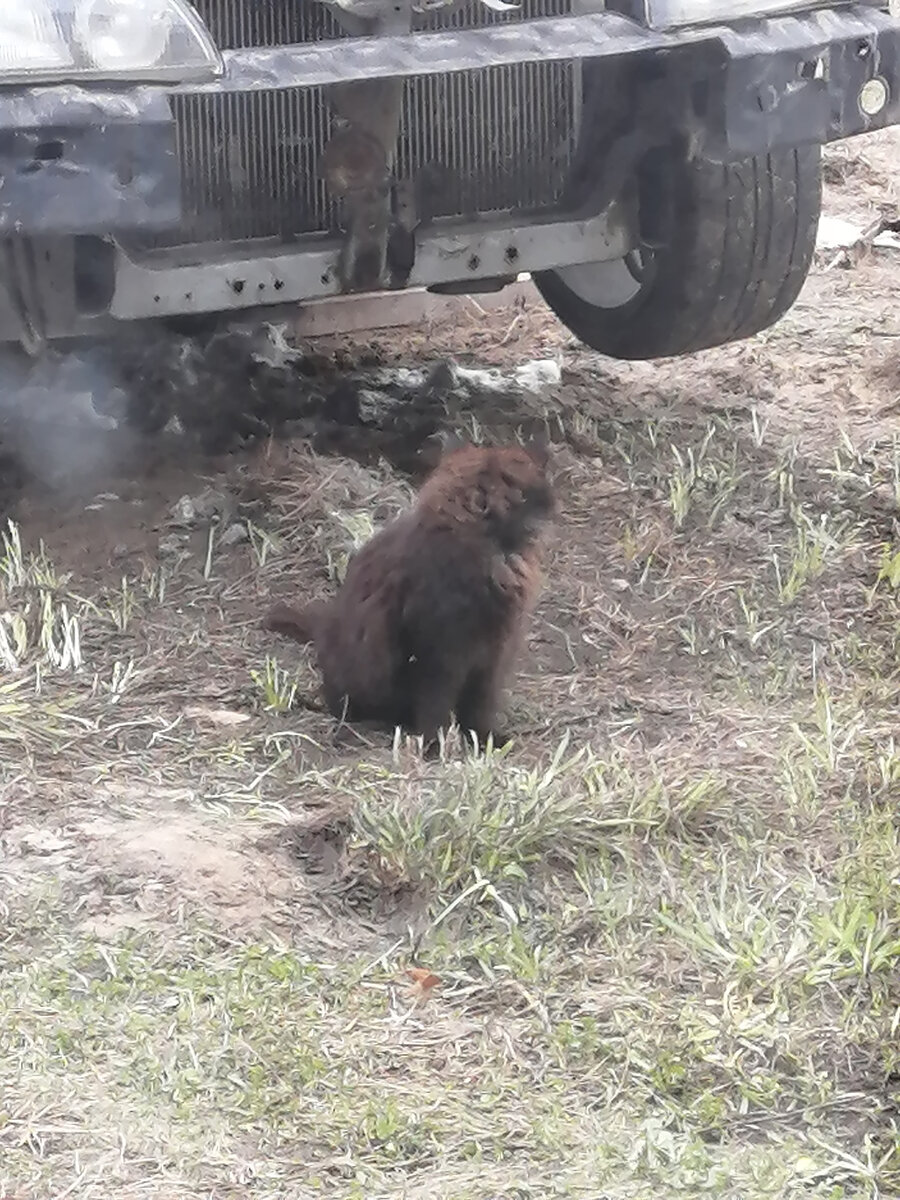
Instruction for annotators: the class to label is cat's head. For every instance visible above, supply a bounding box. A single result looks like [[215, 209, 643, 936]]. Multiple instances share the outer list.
[[420, 434, 555, 548]]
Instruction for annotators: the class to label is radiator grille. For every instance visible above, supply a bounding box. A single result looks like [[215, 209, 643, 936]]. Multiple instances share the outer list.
[[164, 0, 576, 246], [186, 0, 343, 51], [190, 0, 572, 49]]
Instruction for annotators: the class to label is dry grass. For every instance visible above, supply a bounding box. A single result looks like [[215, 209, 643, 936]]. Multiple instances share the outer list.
[[3, 136, 900, 1200]]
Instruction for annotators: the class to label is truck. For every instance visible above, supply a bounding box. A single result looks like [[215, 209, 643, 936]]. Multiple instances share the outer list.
[[1, 0, 898, 360]]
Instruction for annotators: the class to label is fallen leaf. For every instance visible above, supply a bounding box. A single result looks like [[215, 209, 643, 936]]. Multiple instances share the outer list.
[[404, 966, 442, 1004]]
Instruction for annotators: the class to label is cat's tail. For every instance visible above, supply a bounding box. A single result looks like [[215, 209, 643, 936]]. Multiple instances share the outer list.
[[263, 601, 327, 646]]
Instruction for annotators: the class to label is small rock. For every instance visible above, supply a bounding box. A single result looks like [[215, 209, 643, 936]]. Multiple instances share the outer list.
[[512, 359, 562, 392], [85, 491, 120, 512], [252, 322, 304, 369], [170, 495, 197, 525], [170, 487, 225, 527], [453, 365, 504, 393], [220, 522, 249, 547], [158, 533, 187, 557], [370, 366, 427, 390]]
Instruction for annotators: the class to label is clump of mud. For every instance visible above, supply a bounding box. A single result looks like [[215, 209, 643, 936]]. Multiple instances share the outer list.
[[0, 320, 562, 519], [104, 322, 559, 464]]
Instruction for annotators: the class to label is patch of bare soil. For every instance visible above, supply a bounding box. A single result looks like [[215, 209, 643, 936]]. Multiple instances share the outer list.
[[5, 789, 307, 930]]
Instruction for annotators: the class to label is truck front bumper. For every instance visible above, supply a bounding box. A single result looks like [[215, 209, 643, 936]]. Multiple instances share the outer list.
[[0, 5, 898, 240], [181, 4, 900, 157]]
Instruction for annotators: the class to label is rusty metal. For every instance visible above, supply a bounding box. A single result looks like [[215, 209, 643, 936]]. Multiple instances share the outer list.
[[110, 206, 631, 318], [324, 76, 406, 290]]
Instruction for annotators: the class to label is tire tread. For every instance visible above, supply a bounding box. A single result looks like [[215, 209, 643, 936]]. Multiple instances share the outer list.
[[534, 145, 822, 361]]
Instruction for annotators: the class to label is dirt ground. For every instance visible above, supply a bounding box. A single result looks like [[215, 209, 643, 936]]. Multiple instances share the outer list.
[[1, 129, 900, 1200]]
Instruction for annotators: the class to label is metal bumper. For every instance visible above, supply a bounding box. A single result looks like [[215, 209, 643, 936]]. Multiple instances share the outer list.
[[171, 5, 900, 156], [0, 5, 898, 237], [108, 209, 632, 319], [0, 89, 179, 236]]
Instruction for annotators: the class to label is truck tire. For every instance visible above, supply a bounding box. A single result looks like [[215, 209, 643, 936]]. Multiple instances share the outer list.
[[534, 144, 821, 360]]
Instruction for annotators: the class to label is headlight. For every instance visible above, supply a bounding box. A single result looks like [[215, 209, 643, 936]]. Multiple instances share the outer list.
[[0, 0, 222, 84]]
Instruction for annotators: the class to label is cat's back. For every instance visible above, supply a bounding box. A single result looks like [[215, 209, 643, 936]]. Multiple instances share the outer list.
[[329, 509, 418, 623]]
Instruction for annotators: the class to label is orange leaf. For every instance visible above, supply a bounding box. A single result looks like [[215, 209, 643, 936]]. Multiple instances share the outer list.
[[404, 966, 442, 1002]]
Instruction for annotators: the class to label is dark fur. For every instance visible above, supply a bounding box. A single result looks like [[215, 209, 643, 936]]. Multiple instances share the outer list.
[[264, 440, 554, 746]]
